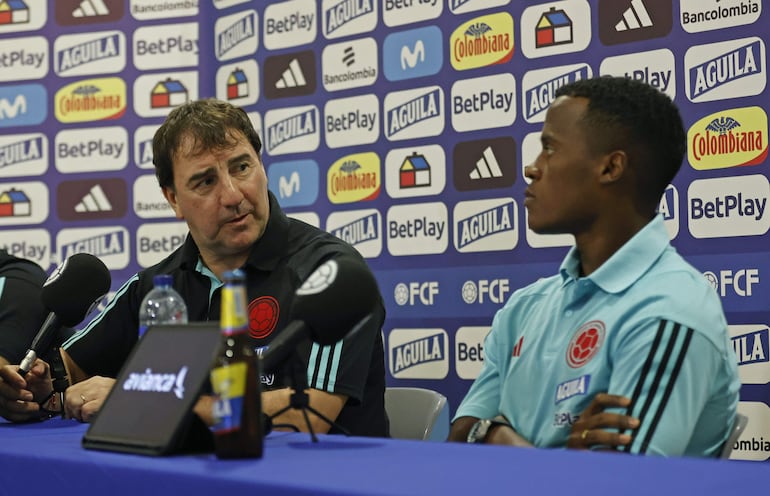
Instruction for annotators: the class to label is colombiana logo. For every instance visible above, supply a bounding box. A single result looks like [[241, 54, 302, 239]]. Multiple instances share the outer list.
[[688, 107, 768, 170], [450, 12, 514, 71], [566, 320, 605, 368]]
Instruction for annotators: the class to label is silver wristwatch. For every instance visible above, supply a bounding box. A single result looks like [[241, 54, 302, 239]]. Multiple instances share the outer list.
[[466, 418, 509, 443]]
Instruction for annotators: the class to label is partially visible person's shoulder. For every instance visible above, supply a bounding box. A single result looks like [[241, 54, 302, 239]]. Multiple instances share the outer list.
[[0, 249, 47, 283], [287, 217, 361, 259], [113, 235, 192, 296]]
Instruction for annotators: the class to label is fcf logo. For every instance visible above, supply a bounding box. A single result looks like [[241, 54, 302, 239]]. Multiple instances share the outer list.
[[566, 320, 605, 368]]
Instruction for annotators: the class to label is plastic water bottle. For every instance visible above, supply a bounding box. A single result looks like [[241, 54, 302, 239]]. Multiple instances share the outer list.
[[138, 274, 188, 337]]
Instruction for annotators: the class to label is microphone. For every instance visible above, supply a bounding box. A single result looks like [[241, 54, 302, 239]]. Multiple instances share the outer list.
[[260, 255, 379, 372], [18, 253, 111, 375]]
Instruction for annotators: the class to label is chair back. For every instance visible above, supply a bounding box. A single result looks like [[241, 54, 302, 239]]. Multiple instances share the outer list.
[[720, 412, 748, 459], [385, 387, 448, 441]]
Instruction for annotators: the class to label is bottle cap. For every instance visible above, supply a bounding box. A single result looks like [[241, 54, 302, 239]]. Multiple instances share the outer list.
[[152, 274, 173, 287], [223, 269, 245, 284]]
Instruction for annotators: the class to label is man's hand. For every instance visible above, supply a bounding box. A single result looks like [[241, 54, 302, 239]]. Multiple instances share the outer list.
[[448, 416, 533, 447], [0, 360, 53, 422], [485, 421, 533, 447], [64, 376, 116, 422], [567, 393, 639, 451]]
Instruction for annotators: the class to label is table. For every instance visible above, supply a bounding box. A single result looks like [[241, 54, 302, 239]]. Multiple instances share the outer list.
[[0, 418, 765, 495]]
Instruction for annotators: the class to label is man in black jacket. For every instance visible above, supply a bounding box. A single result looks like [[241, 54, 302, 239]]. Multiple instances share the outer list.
[[0, 250, 48, 366]]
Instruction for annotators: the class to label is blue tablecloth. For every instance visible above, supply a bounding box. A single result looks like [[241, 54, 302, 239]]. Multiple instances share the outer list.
[[0, 418, 764, 495]]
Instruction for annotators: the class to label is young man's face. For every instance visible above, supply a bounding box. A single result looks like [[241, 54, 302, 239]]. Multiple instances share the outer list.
[[524, 95, 603, 235], [162, 129, 270, 266]]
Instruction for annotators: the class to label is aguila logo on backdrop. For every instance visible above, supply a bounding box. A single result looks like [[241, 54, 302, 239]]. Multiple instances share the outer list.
[[215, 10, 257, 61], [264, 105, 319, 155], [58, 227, 128, 266], [55, 32, 125, 77], [323, 0, 377, 39], [685, 37, 765, 103], [0, 134, 45, 172], [388, 328, 448, 379], [731, 328, 768, 367], [328, 210, 380, 252]]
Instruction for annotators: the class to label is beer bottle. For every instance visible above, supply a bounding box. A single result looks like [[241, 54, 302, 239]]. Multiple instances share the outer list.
[[210, 269, 263, 458]]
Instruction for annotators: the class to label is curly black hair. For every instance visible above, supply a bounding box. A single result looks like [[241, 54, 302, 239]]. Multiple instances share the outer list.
[[152, 99, 262, 190], [554, 76, 685, 207]]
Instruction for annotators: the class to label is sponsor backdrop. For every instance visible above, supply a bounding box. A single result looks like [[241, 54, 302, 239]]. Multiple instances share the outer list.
[[0, 0, 767, 458]]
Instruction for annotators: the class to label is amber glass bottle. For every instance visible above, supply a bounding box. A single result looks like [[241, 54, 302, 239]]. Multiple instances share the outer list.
[[210, 269, 263, 458]]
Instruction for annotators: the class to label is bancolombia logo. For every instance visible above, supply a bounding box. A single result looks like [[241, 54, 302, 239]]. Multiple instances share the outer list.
[[688, 107, 768, 170], [54, 77, 126, 123], [450, 12, 514, 71], [327, 152, 380, 204], [680, 0, 762, 34]]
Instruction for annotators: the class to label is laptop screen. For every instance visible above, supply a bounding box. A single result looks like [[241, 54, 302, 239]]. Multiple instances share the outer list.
[[82, 322, 221, 455]]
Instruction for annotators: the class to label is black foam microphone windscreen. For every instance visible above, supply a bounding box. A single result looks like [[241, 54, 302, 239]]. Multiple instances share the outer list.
[[260, 255, 379, 373], [41, 252, 111, 326], [19, 253, 111, 375], [291, 254, 380, 345]]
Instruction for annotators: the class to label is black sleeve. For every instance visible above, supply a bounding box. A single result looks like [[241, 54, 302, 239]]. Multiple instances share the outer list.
[[0, 258, 49, 363], [62, 275, 144, 377]]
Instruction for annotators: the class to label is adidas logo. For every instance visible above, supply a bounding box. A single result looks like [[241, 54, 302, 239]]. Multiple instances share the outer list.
[[275, 59, 307, 89], [73, 0, 110, 17], [75, 184, 113, 213], [469, 146, 503, 180], [615, 0, 653, 31]]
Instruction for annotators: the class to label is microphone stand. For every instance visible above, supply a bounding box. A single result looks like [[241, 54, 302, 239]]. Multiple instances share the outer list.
[[47, 346, 69, 419], [268, 350, 350, 442]]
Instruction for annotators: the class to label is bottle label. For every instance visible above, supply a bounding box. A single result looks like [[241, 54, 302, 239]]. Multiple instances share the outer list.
[[210, 362, 247, 433], [220, 285, 248, 335]]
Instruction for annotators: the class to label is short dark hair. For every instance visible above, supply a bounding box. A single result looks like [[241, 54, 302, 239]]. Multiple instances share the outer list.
[[152, 99, 262, 190], [554, 76, 685, 206]]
